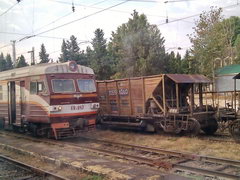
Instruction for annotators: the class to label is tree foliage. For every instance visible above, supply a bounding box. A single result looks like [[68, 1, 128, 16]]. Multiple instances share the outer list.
[[59, 35, 87, 65], [0, 53, 13, 72], [59, 40, 70, 62], [0, 53, 7, 71], [189, 7, 225, 76], [189, 7, 240, 77], [234, 34, 240, 64], [16, 55, 28, 68], [5, 54, 13, 70], [88, 28, 115, 80], [39, 43, 50, 63], [109, 10, 167, 78]]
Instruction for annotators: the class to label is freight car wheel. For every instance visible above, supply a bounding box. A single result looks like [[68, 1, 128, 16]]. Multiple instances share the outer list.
[[229, 120, 240, 143], [187, 118, 200, 137], [201, 118, 218, 135]]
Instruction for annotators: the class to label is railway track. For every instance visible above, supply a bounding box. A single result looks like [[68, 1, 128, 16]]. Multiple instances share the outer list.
[[0, 154, 69, 180], [68, 136, 240, 179], [1, 131, 240, 179]]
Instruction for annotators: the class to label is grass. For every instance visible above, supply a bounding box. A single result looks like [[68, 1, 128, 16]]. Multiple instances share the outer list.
[[82, 175, 104, 180], [87, 129, 240, 160]]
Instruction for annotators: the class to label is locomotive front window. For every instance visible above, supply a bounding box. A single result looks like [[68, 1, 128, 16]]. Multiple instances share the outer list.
[[52, 79, 75, 93], [77, 79, 96, 93]]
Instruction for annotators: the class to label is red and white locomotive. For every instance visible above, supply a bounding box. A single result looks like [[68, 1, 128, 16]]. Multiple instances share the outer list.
[[0, 61, 99, 139]]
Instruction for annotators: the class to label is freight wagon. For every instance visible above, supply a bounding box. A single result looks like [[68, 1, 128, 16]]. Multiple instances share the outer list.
[[97, 74, 218, 136], [0, 61, 99, 139]]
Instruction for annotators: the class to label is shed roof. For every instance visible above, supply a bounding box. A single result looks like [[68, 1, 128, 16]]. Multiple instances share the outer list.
[[166, 74, 210, 84], [216, 64, 240, 75]]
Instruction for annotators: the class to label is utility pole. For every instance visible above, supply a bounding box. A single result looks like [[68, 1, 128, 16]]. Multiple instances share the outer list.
[[11, 40, 16, 67], [28, 47, 35, 65]]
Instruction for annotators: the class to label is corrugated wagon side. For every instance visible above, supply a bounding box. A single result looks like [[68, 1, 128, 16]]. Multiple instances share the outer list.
[[97, 74, 218, 135]]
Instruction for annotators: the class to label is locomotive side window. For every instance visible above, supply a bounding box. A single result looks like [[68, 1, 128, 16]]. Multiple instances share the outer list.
[[52, 79, 75, 93], [77, 79, 96, 93], [30, 82, 37, 94], [0, 85, 2, 100], [38, 82, 44, 92], [30, 82, 45, 94]]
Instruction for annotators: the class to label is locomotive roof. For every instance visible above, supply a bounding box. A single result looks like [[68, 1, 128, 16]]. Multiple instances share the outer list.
[[0, 61, 94, 80]]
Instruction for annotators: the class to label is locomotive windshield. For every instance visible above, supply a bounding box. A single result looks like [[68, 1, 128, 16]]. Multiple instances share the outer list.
[[77, 79, 96, 93], [52, 79, 75, 93]]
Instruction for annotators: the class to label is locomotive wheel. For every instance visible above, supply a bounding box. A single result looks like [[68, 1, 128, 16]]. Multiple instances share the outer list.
[[201, 118, 218, 135], [229, 120, 240, 143], [187, 118, 200, 137]]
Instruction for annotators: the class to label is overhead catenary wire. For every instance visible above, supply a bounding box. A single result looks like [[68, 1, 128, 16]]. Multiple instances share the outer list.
[[0, 31, 71, 40], [158, 3, 240, 26], [33, 12, 73, 33], [0, 44, 12, 50], [34, 0, 109, 33], [0, 2, 19, 17], [18, 0, 130, 42]]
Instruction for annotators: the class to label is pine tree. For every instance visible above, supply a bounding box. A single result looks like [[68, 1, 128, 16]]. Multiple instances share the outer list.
[[0, 53, 7, 71], [5, 54, 13, 70], [39, 43, 50, 63], [90, 28, 114, 80], [68, 35, 80, 61], [109, 10, 166, 78], [16, 55, 28, 68], [59, 40, 70, 62]]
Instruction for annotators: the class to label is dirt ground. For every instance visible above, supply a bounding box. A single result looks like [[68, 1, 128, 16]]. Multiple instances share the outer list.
[[85, 129, 240, 161], [0, 148, 103, 180]]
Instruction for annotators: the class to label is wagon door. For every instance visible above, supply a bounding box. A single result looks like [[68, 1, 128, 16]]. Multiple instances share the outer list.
[[20, 81, 26, 118], [8, 81, 16, 125], [8, 81, 22, 126]]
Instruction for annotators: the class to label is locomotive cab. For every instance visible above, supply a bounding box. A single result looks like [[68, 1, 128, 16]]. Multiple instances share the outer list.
[[0, 61, 99, 139]]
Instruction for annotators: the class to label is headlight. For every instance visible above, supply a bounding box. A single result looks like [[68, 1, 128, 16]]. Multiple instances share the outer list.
[[91, 103, 99, 109], [50, 106, 62, 112]]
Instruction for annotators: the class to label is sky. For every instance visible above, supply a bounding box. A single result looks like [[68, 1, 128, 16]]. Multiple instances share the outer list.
[[0, 0, 240, 64]]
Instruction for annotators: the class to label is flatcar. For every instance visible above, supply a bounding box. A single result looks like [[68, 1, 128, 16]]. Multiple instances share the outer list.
[[97, 74, 218, 136], [0, 61, 99, 139]]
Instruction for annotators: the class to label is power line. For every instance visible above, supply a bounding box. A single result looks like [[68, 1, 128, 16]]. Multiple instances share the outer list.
[[164, 0, 198, 3], [158, 3, 240, 26], [0, 43, 12, 50], [45, 0, 191, 23], [0, 31, 70, 40], [0, 2, 18, 17], [48, 40, 90, 55], [34, 12, 73, 33], [18, 0, 129, 42], [34, 0, 110, 33]]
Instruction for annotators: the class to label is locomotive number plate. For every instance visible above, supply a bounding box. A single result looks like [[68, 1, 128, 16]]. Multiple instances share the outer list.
[[71, 105, 84, 110]]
